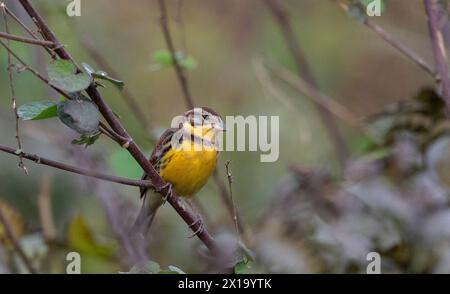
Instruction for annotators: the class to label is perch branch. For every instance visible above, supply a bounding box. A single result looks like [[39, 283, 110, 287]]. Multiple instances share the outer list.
[[17, 0, 218, 252]]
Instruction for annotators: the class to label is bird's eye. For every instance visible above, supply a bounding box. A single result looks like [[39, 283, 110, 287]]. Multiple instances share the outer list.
[[202, 114, 210, 120]]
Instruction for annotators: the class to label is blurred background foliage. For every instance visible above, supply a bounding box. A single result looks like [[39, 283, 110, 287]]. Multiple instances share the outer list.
[[1, 0, 450, 273]]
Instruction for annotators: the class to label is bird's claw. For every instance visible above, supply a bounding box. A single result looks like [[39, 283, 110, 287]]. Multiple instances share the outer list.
[[157, 182, 173, 204], [188, 215, 204, 238]]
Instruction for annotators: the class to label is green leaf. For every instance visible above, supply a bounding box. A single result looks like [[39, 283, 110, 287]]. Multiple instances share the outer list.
[[174, 51, 198, 69], [234, 256, 253, 274], [82, 63, 125, 90], [47, 60, 92, 93], [72, 133, 101, 148], [152, 49, 198, 70], [57, 98, 100, 135], [92, 71, 125, 89], [153, 50, 173, 66], [179, 56, 198, 70], [17, 101, 58, 121]]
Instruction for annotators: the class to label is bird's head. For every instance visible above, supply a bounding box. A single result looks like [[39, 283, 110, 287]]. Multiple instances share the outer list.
[[182, 107, 225, 141]]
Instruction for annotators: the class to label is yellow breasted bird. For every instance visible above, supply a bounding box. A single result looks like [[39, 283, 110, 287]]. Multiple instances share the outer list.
[[132, 107, 225, 235]]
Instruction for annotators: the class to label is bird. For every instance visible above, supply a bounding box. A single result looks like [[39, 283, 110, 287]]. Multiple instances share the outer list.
[[132, 107, 225, 236]]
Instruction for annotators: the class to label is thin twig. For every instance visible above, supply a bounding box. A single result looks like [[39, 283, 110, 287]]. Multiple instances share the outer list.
[[364, 21, 434, 75], [1, 2, 55, 58], [175, 0, 187, 53], [0, 38, 125, 150], [0, 206, 37, 274], [1, 36, 124, 148], [99, 121, 131, 147], [336, 1, 434, 76], [264, 0, 349, 167], [0, 31, 55, 47], [158, 0, 194, 109], [212, 170, 245, 233], [0, 143, 154, 189], [18, 0, 218, 252], [424, 0, 450, 114], [225, 161, 240, 241], [2, 6, 27, 174]]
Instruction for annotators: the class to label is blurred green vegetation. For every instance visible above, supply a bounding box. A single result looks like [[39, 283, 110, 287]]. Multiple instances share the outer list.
[[0, 0, 449, 273]]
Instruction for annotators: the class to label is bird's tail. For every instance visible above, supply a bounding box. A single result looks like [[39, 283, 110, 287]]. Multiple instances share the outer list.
[[131, 190, 164, 237]]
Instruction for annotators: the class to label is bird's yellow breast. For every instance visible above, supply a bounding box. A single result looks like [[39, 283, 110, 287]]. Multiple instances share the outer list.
[[159, 140, 218, 197]]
